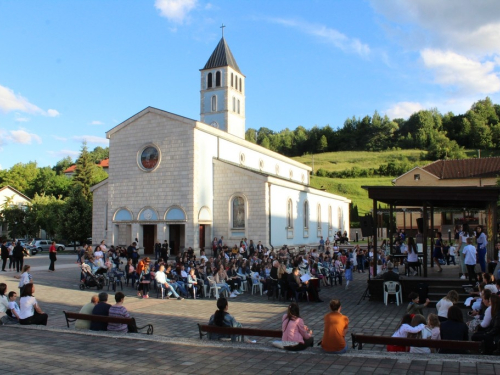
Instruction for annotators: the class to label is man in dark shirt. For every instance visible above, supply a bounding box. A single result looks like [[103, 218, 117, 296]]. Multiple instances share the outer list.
[[1, 240, 9, 271], [382, 262, 400, 282], [90, 292, 111, 331]]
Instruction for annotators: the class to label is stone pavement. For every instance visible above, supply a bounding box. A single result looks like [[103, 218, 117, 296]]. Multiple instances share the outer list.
[[1, 253, 499, 374]]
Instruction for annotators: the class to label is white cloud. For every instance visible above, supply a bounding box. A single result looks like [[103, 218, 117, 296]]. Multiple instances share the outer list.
[[90, 120, 104, 125], [9, 129, 42, 144], [270, 18, 370, 57], [155, 0, 197, 24], [47, 109, 60, 117], [52, 135, 68, 142], [370, 0, 500, 56], [421, 49, 500, 95], [47, 149, 80, 158], [0, 84, 60, 117], [14, 114, 30, 122], [73, 135, 109, 145], [385, 101, 425, 120]]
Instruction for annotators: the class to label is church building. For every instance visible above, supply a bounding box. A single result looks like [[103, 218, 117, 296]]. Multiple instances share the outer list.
[[91, 36, 350, 255]]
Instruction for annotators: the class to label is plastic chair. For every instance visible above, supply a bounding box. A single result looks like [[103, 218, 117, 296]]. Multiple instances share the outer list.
[[251, 277, 263, 295], [384, 281, 402, 306], [237, 273, 248, 292], [207, 276, 222, 298]]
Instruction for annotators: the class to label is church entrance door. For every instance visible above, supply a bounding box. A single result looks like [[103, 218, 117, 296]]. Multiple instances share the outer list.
[[169, 224, 183, 256], [142, 225, 155, 255], [199, 225, 206, 250]]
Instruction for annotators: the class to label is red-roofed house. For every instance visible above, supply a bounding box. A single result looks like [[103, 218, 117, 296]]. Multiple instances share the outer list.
[[64, 158, 109, 177], [393, 157, 500, 232]]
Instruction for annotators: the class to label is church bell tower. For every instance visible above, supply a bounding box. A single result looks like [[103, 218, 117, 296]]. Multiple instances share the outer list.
[[200, 35, 245, 139]]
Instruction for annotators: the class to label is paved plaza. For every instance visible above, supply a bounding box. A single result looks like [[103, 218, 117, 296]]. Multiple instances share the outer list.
[[1, 253, 500, 374]]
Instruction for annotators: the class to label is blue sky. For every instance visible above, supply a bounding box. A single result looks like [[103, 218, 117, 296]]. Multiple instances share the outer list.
[[1, 0, 500, 170]]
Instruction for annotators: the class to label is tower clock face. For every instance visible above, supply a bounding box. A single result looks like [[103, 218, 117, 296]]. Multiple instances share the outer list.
[[211, 121, 219, 129]]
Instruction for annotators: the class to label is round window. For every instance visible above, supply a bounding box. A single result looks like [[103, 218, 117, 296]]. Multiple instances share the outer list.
[[275, 164, 280, 175], [259, 159, 264, 170], [240, 152, 245, 165], [140, 146, 159, 170]]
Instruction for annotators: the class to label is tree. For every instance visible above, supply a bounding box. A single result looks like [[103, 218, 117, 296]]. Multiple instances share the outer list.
[[318, 135, 328, 152], [59, 186, 92, 245], [89, 146, 109, 163], [73, 142, 106, 201], [0, 206, 37, 239], [1, 162, 39, 196], [52, 156, 74, 175], [245, 128, 257, 143], [30, 194, 65, 239]]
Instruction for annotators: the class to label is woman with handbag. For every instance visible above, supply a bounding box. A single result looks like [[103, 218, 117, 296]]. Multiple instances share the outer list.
[[281, 302, 313, 351]]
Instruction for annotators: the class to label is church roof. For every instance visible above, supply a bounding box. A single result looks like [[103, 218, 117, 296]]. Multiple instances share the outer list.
[[203, 37, 241, 73]]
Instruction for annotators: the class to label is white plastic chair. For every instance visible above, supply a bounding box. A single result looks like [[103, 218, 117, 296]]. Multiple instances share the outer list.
[[237, 273, 248, 292], [384, 281, 402, 306], [251, 277, 263, 295], [207, 276, 221, 299]]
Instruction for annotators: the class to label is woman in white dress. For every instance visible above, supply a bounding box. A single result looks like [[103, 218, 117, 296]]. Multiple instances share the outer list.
[[458, 224, 470, 279]]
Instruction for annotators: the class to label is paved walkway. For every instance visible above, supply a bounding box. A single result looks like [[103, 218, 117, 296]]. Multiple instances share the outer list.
[[1, 254, 499, 374]]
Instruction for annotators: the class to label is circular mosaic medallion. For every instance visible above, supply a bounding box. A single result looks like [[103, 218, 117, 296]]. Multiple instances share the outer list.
[[140, 146, 159, 170]]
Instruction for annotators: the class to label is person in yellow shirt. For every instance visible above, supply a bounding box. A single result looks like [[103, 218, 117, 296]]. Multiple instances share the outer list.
[[321, 299, 349, 353]]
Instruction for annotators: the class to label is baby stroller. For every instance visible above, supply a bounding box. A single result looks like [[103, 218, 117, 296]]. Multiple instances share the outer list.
[[79, 263, 105, 290]]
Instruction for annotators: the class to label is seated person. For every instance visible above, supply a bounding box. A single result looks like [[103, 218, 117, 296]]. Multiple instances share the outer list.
[[382, 262, 400, 281], [187, 268, 200, 299], [208, 297, 243, 342], [321, 299, 349, 353], [406, 292, 430, 315], [75, 295, 99, 330], [2, 291, 21, 324], [155, 264, 183, 300], [108, 292, 134, 333], [18, 284, 48, 326], [440, 306, 469, 354], [282, 302, 313, 351], [90, 292, 111, 331], [287, 267, 322, 303]]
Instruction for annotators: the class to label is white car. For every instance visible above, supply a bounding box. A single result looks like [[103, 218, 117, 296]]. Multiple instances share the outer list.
[[30, 240, 65, 252]]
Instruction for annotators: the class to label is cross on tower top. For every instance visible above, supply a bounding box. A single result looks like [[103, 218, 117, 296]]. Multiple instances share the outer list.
[[220, 23, 226, 37]]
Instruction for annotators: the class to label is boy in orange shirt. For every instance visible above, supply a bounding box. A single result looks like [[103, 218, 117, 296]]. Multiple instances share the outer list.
[[321, 299, 349, 353]]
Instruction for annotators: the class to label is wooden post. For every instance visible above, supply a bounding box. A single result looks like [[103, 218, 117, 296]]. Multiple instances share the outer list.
[[488, 200, 498, 260], [430, 205, 435, 268], [373, 199, 378, 276], [389, 204, 394, 255]]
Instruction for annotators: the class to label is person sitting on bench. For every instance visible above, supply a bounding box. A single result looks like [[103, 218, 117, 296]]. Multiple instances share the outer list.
[[207, 297, 243, 342], [90, 292, 111, 331]]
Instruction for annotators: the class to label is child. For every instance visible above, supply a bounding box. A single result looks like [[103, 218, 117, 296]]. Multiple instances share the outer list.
[[448, 243, 456, 265], [427, 313, 441, 340], [406, 292, 430, 315], [18, 265, 32, 296], [408, 314, 432, 354], [388, 314, 425, 352], [7, 291, 20, 320], [344, 260, 352, 290]]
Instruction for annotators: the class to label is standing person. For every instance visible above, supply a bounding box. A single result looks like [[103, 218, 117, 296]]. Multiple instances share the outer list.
[[7, 241, 15, 271], [281, 302, 313, 351], [405, 237, 419, 276], [458, 224, 470, 279], [13, 241, 24, 273], [154, 240, 161, 260], [161, 240, 169, 261], [463, 237, 478, 284], [1, 240, 9, 272], [321, 299, 349, 353], [448, 243, 457, 265], [433, 232, 443, 272], [18, 284, 48, 326], [344, 260, 353, 290], [48, 241, 57, 272], [476, 225, 488, 273]]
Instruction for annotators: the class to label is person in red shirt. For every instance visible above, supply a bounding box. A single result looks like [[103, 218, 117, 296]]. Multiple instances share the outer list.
[[321, 299, 349, 353], [48, 241, 57, 272]]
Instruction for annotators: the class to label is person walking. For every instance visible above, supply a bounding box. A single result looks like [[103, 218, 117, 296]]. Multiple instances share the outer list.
[[463, 237, 477, 284], [48, 241, 57, 272], [1, 240, 9, 272], [13, 241, 25, 273]]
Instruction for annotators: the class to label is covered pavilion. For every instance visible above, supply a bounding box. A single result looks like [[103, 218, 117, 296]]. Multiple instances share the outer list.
[[362, 186, 500, 277]]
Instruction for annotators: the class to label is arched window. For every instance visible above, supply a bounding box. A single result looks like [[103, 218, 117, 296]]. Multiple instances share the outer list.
[[328, 206, 332, 228], [207, 72, 212, 88], [235, 75, 238, 90], [237, 99, 240, 114], [317, 204, 322, 229], [215, 71, 221, 87], [287, 199, 293, 228], [231, 73, 233, 87], [304, 201, 309, 229], [232, 196, 245, 229], [211, 95, 217, 112], [239, 78, 242, 92], [232, 96, 236, 112]]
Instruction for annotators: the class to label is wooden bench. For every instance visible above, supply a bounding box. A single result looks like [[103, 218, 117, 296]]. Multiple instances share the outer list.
[[197, 324, 281, 340], [63, 311, 154, 335], [351, 333, 481, 353]]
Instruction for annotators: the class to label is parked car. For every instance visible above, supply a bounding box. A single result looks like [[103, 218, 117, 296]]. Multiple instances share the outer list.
[[29, 240, 65, 252]]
